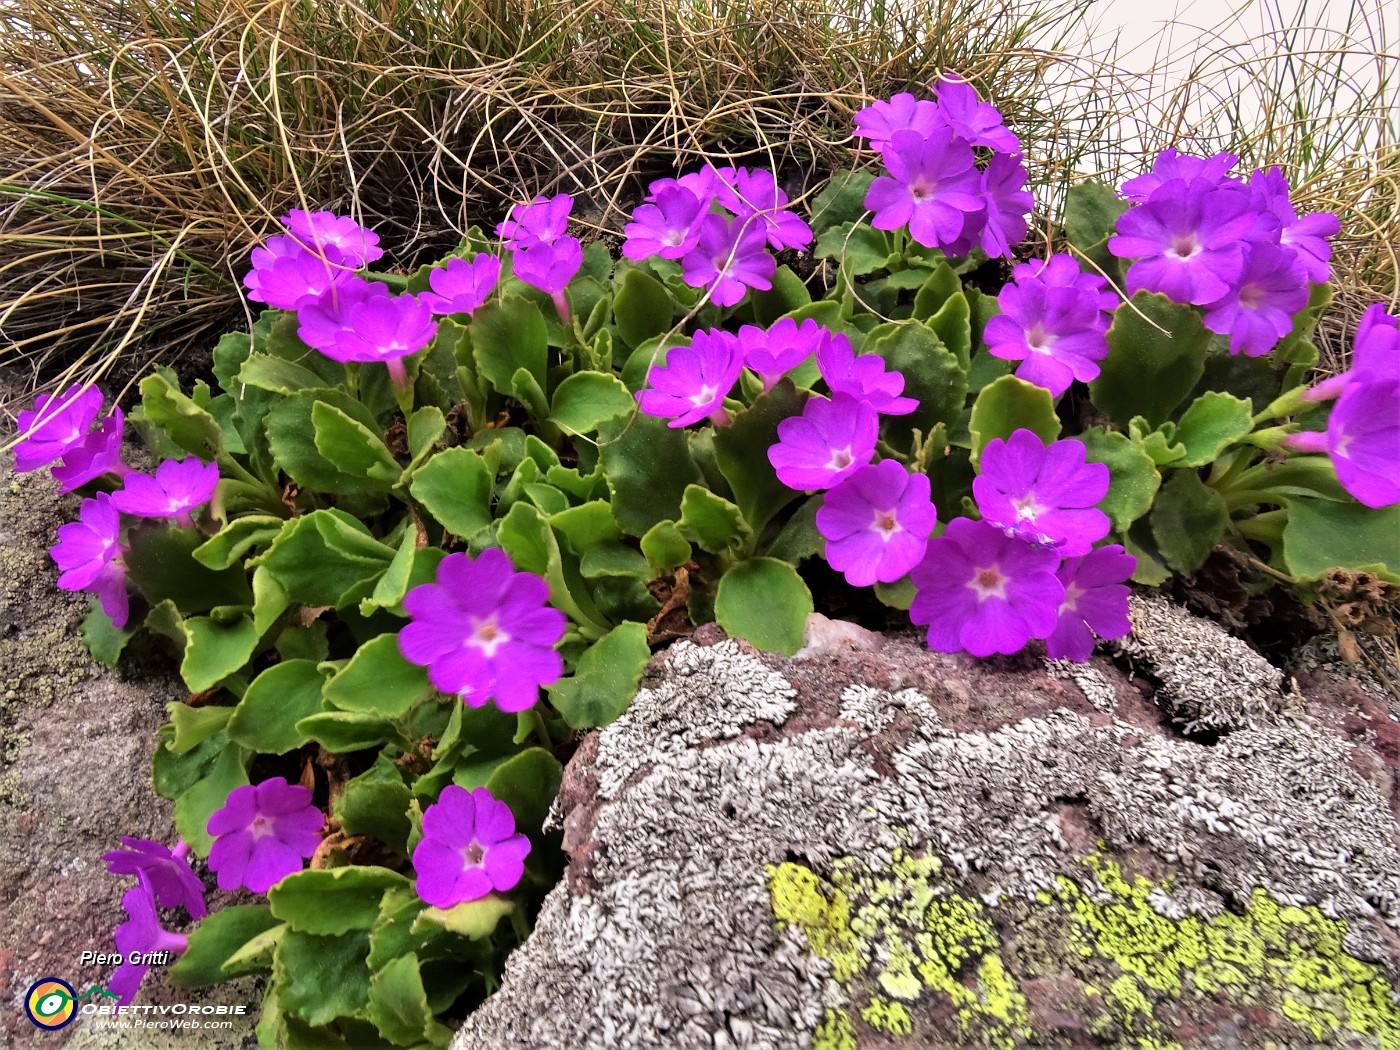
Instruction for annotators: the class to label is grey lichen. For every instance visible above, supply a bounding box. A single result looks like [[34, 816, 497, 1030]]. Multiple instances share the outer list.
[[458, 614, 1400, 1049]]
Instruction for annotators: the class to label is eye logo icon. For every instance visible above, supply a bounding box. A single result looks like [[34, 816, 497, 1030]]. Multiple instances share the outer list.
[[26, 978, 78, 1029]]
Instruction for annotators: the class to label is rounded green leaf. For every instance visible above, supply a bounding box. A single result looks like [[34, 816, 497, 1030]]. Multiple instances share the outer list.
[[410, 446, 494, 539], [169, 906, 281, 987], [1149, 469, 1228, 574], [227, 660, 329, 754], [1282, 499, 1400, 583], [551, 371, 636, 435], [679, 485, 748, 553], [1090, 291, 1212, 427], [180, 615, 260, 692], [1077, 427, 1161, 533], [613, 268, 674, 348], [547, 621, 651, 728], [969, 375, 1061, 466], [269, 867, 410, 936], [1173, 391, 1254, 468], [714, 557, 812, 656], [324, 634, 431, 718]]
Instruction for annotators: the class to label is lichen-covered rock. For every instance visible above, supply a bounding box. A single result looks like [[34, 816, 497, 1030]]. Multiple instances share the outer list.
[[455, 611, 1400, 1050]]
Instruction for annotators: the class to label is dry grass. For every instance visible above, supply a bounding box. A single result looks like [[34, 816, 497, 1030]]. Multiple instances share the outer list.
[[0, 0, 1394, 410]]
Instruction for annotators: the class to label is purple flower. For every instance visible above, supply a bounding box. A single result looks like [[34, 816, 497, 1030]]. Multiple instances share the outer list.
[[419, 255, 501, 316], [984, 260, 1111, 397], [1015, 255, 1118, 318], [413, 785, 531, 907], [623, 185, 709, 261], [108, 875, 189, 1007], [768, 393, 878, 491], [1045, 545, 1135, 662], [1109, 178, 1258, 305], [511, 237, 583, 296], [737, 318, 822, 391], [399, 548, 566, 711], [296, 276, 391, 356], [51, 494, 128, 626], [206, 778, 323, 894], [109, 457, 219, 520], [1201, 243, 1310, 357], [930, 76, 1020, 154], [815, 332, 918, 415], [14, 385, 104, 473], [497, 194, 572, 250], [712, 167, 812, 251], [306, 288, 437, 386], [646, 167, 722, 205], [52, 409, 126, 493], [973, 429, 1110, 556], [909, 517, 1064, 657], [1120, 148, 1239, 201], [244, 235, 353, 311], [1305, 303, 1399, 402], [1248, 167, 1339, 282], [103, 838, 206, 918], [816, 460, 938, 586], [866, 128, 984, 250], [637, 329, 744, 427], [681, 214, 775, 306], [1287, 377, 1400, 508], [282, 209, 383, 268], [977, 152, 1034, 258], [852, 92, 944, 150]]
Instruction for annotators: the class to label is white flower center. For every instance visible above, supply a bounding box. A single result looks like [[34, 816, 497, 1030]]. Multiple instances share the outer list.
[[1169, 235, 1201, 260], [871, 509, 901, 541], [468, 615, 511, 659], [970, 565, 1008, 602], [689, 384, 719, 408], [1012, 494, 1044, 523], [826, 446, 854, 472], [1025, 324, 1055, 354], [462, 840, 485, 867]]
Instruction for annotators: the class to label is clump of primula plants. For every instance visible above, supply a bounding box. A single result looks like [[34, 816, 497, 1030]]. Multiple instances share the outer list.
[[12, 74, 1399, 1045]]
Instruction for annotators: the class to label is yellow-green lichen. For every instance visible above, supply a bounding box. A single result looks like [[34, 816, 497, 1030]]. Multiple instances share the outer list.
[[771, 847, 1400, 1049]]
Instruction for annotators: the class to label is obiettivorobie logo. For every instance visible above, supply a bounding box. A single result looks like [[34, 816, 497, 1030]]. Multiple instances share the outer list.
[[24, 978, 119, 1030]]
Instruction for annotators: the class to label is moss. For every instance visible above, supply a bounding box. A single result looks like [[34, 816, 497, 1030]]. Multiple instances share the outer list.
[[771, 849, 1400, 1049]]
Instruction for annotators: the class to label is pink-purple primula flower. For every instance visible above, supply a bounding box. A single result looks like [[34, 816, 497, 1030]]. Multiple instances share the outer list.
[[52, 408, 126, 494], [1045, 545, 1136, 662], [712, 166, 813, 251], [816, 460, 937, 587], [681, 213, 775, 307], [50, 492, 128, 626], [930, 76, 1020, 154], [244, 235, 353, 311], [302, 286, 437, 385], [14, 385, 104, 473], [110, 457, 219, 520], [816, 333, 918, 415], [103, 837, 206, 918], [984, 256, 1111, 397], [1288, 376, 1400, 508], [768, 393, 879, 491], [282, 209, 383, 268], [909, 517, 1064, 658], [866, 128, 983, 251], [419, 255, 501, 316], [1305, 303, 1398, 402], [737, 318, 820, 391], [623, 185, 709, 261], [108, 876, 189, 1007], [206, 778, 323, 894], [398, 548, 566, 712], [1109, 177, 1257, 305], [1201, 242, 1309, 358], [1248, 167, 1339, 283], [975, 151, 1034, 258], [413, 785, 531, 907], [637, 329, 744, 427], [511, 237, 583, 297], [1119, 148, 1239, 201], [852, 92, 943, 150], [497, 194, 573, 250], [973, 429, 1110, 555]]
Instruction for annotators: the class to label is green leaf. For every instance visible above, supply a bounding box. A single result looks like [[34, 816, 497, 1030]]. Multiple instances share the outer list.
[[1064, 180, 1129, 279], [407, 406, 447, 460], [863, 321, 966, 448], [180, 615, 260, 692], [1077, 427, 1161, 533], [237, 353, 328, 396], [127, 525, 254, 613], [546, 621, 651, 728], [296, 711, 397, 753], [81, 602, 134, 666], [269, 867, 410, 936], [815, 221, 894, 275], [968, 376, 1061, 466], [1128, 416, 1187, 466], [166, 703, 233, 754], [808, 169, 875, 232], [324, 635, 431, 718], [369, 953, 455, 1048], [1150, 469, 1228, 574], [411, 896, 513, 940], [580, 541, 649, 580], [925, 291, 972, 371], [510, 366, 551, 423], [258, 510, 396, 607], [276, 930, 372, 1027], [496, 501, 606, 633], [1172, 392, 1254, 467], [470, 295, 548, 393], [911, 263, 961, 322], [139, 374, 223, 459], [551, 372, 636, 435], [1282, 499, 1400, 582], [714, 557, 812, 655], [193, 515, 286, 570], [170, 906, 282, 987], [712, 379, 805, 536], [764, 495, 824, 564], [640, 520, 691, 575], [335, 754, 412, 855], [599, 412, 703, 536], [220, 922, 285, 979], [750, 265, 813, 325], [312, 401, 402, 486], [874, 576, 917, 610], [550, 500, 621, 554], [613, 268, 674, 348], [266, 388, 392, 496], [152, 719, 219, 800], [174, 742, 250, 855], [410, 447, 494, 539], [679, 485, 748, 553], [484, 746, 564, 838], [227, 660, 328, 754], [360, 525, 418, 615], [1090, 291, 1213, 427]]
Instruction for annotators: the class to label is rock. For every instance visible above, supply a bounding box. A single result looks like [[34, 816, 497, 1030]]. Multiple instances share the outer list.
[[1, 380, 258, 1048], [456, 608, 1400, 1049]]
